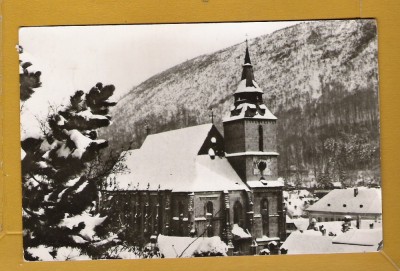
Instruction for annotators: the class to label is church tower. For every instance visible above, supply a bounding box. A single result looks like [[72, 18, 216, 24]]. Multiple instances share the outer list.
[[223, 42, 279, 184]]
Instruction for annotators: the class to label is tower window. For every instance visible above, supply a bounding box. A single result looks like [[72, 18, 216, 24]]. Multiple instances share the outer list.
[[258, 125, 264, 151]]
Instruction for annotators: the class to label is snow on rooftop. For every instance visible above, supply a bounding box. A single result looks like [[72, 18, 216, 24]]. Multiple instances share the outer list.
[[157, 235, 228, 258], [246, 179, 284, 188], [234, 79, 263, 94], [281, 231, 336, 254], [306, 187, 382, 214], [290, 218, 310, 231], [225, 151, 279, 157], [332, 228, 382, 246], [223, 103, 277, 122], [108, 124, 248, 192]]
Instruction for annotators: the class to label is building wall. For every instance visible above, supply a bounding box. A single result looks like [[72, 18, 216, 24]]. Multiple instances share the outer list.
[[244, 120, 277, 152], [244, 155, 278, 181], [308, 211, 382, 222], [193, 192, 223, 237], [253, 189, 284, 239], [224, 121, 245, 154]]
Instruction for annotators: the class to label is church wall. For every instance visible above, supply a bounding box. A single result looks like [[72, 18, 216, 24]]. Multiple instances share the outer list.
[[193, 192, 223, 237], [223, 121, 245, 154], [244, 120, 277, 152], [252, 190, 283, 238], [244, 156, 278, 181], [228, 190, 248, 229], [170, 193, 190, 236], [227, 156, 246, 181]]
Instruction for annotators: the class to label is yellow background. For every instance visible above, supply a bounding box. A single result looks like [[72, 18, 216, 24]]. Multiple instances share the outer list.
[[1, 0, 399, 270]]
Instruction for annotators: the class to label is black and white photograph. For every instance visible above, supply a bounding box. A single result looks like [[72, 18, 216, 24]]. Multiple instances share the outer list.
[[19, 19, 382, 261]]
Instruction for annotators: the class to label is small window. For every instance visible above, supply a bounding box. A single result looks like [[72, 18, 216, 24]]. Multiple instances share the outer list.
[[343, 204, 347, 207], [258, 125, 264, 152], [360, 204, 364, 208], [327, 203, 331, 207]]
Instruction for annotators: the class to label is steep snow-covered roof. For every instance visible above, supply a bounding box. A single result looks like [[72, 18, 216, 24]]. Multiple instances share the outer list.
[[109, 124, 248, 192], [306, 187, 382, 214], [235, 79, 263, 94], [223, 103, 277, 122]]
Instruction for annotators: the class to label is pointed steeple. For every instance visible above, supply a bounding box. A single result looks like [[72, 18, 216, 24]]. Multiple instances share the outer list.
[[241, 41, 255, 87], [223, 40, 277, 122], [244, 40, 252, 64]]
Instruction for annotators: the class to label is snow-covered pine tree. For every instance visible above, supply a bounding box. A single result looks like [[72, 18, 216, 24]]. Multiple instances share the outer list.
[[19, 45, 42, 102], [21, 82, 118, 261]]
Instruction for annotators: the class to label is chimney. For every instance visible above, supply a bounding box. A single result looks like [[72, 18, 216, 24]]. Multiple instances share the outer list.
[[354, 187, 358, 197]]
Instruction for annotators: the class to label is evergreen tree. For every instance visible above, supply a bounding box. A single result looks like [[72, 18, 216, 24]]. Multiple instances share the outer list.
[[19, 45, 42, 102], [21, 81, 118, 260]]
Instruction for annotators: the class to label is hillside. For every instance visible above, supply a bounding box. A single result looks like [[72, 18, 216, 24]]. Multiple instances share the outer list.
[[100, 19, 380, 187]]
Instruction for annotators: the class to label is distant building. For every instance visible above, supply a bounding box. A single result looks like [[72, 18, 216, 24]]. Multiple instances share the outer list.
[[281, 228, 382, 254], [101, 44, 286, 255], [306, 187, 382, 222]]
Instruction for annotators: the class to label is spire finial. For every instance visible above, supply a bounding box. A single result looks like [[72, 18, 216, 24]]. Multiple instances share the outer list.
[[209, 109, 214, 124], [244, 39, 251, 65]]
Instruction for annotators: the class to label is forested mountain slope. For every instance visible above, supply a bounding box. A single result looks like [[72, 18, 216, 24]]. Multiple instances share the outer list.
[[100, 19, 380, 186]]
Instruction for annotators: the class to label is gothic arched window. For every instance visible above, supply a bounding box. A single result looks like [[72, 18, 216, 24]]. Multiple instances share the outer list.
[[233, 201, 243, 226], [258, 125, 264, 152], [261, 198, 269, 236], [206, 201, 213, 216]]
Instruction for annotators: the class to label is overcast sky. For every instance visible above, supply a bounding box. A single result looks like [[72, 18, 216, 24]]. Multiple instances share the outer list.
[[19, 21, 300, 131]]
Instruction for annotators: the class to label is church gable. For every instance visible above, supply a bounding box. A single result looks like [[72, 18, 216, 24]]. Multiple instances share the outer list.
[[197, 125, 225, 157]]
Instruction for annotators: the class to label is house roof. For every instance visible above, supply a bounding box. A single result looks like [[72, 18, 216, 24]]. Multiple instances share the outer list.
[[108, 124, 248, 192], [281, 231, 335, 254], [306, 187, 382, 215], [282, 229, 382, 254], [332, 228, 382, 246]]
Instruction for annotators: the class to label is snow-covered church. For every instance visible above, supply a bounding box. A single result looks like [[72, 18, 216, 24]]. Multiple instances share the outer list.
[[102, 44, 286, 255]]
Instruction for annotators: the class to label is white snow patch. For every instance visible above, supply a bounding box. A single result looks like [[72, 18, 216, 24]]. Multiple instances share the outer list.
[[158, 235, 228, 258], [76, 110, 109, 121], [56, 144, 72, 158], [231, 224, 251, 239], [75, 181, 88, 193], [59, 212, 106, 241], [72, 235, 88, 244], [57, 188, 68, 201], [66, 177, 81, 187], [66, 129, 92, 159]]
